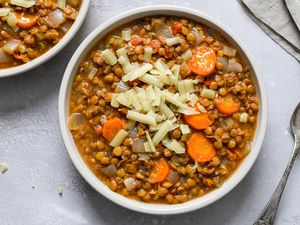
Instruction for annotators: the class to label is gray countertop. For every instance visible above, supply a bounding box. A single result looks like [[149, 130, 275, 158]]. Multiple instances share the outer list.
[[1, 0, 300, 225]]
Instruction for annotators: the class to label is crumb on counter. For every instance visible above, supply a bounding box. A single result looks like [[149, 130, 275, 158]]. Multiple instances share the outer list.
[[0, 162, 8, 174], [57, 186, 64, 196]]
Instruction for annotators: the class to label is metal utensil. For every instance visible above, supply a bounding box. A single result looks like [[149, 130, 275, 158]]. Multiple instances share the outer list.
[[253, 103, 300, 225]]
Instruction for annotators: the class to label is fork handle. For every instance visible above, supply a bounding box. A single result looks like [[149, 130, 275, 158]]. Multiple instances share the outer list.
[[253, 142, 300, 225]]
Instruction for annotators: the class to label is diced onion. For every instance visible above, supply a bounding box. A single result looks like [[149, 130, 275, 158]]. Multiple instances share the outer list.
[[7, 12, 18, 28], [152, 120, 173, 146], [0, 49, 10, 63], [101, 164, 117, 177], [180, 124, 190, 135], [226, 59, 243, 73], [56, 0, 66, 9], [143, 46, 153, 63], [10, 0, 36, 8], [128, 127, 138, 138], [126, 120, 136, 130], [87, 66, 98, 80], [0, 8, 11, 17], [68, 113, 85, 129], [240, 141, 252, 157], [2, 39, 21, 54], [138, 153, 148, 161], [191, 27, 203, 46], [132, 138, 146, 153], [124, 177, 137, 191], [109, 129, 128, 147], [121, 28, 131, 41], [240, 112, 249, 123], [101, 49, 117, 65], [154, 20, 173, 39], [48, 9, 66, 28], [181, 49, 192, 61], [166, 37, 181, 46], [167, 170, 179, 184], [217, 56, 228, 71], [127, 110, 156, 126], [201, 88, 215, 99], [223, 45, 236, 57]]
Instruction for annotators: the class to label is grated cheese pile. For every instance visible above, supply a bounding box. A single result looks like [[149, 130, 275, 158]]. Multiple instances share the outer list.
[[109, 46, 216, 154]]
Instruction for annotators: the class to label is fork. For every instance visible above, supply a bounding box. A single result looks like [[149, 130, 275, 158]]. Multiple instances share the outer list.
[[253, 103, 300, 225]]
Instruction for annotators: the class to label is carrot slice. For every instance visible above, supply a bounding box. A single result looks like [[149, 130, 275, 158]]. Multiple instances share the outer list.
[[149, 158, 170, 184], [187, 133, 216, 163], [214, 95, 241, 115], [16, 14, 37, 29], [102, 118, 125, 141], [187, 47, 217, 76], [184, 112, 213, 130]]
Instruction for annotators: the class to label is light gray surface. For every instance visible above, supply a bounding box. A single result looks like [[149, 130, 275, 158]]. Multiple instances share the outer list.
[[0, 0, 300, 224]]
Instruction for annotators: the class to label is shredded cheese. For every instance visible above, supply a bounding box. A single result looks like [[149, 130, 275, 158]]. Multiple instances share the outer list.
[[109, 129, 128, 147], [122, 63, 153, 82], [116, 48, 131, 73], [152, 120, 173, 146], [162, 138, 185, 154], [127, 110, 156, 126], [145, 131, 156, 152]]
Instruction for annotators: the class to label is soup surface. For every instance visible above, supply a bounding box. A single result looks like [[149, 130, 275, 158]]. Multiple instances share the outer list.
[[0, 0, 82, 68], [68, 17, 259, 204]]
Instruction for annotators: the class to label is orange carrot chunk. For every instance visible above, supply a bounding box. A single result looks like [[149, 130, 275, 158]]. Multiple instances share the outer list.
[[172, 22, 183, 35], [187, 133, 216, 163], [187, 47, 217, 76], [102, 118, 125, 141], [131, 35, 143, 46], [16, 14, 37, 29], [149, 158, 170, 184], [214, 95, 241, 115], [184, 112, 213, 130]]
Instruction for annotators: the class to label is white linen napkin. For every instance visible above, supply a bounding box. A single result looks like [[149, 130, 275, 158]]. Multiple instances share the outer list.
[[240, 0, 300, 62]]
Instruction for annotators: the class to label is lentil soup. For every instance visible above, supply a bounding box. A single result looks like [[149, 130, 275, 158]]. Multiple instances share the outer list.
[[68, 16, 259, 204], [0, 0, 82, 68]]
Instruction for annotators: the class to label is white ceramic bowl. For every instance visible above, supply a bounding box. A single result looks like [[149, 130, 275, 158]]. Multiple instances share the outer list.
[[59, 5, 267, 215], [0, 0, 90, 78]]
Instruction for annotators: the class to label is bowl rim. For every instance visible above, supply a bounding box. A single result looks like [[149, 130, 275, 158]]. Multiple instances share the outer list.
[[0, 0, 91, 78], [58, 5, 268, 215]]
